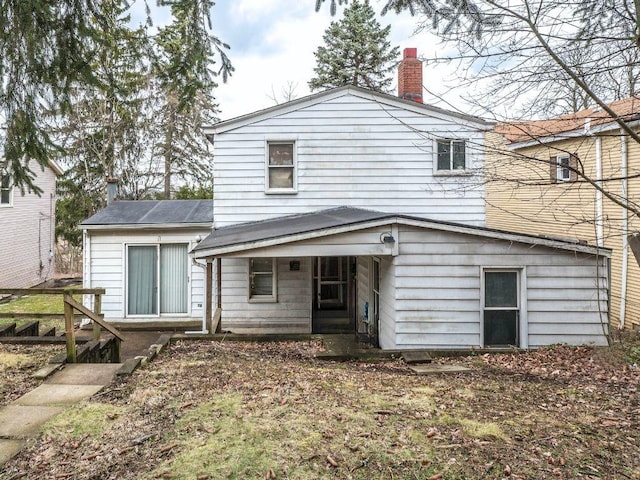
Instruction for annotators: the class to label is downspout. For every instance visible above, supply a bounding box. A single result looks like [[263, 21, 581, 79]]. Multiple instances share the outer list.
[[187, 257, 209, 334], [620, 131, 629, 329], [595, 137, 603, 247]]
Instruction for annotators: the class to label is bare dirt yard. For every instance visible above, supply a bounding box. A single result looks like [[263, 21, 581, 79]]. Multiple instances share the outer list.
[[1, 336, 639, 480]]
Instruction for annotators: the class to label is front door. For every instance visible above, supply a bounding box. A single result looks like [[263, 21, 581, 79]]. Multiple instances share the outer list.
[[483, 270, 519, 346], [312, 256, 354, 333]]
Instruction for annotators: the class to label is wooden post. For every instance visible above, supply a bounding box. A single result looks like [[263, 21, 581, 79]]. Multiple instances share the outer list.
[[205, 259, 213, 333], [216, 257, 222, 333], [93, 293, 102, 341], [63, 294, 76, 363]]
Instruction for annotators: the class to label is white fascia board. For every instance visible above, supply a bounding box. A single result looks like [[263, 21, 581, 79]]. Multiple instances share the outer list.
[[81, 223, 212, 231], [508, 119, 640, 150], [397, 217, 611, 257], [193, 218, 396, 258]]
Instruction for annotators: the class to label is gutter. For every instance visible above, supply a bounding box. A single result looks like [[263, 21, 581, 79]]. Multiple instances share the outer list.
[[81, 222, 212, 231]]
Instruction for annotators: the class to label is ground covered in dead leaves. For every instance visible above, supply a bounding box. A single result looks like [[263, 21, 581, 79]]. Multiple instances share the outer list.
[[1, 338, 639, 480]]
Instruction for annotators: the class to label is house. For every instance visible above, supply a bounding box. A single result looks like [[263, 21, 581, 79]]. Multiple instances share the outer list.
[[188, 48, 610, 349], [82, 48, 611, 349], [80, 199, 213, 328], [0, 160, 62, 289], [485, 96, 640, 330]]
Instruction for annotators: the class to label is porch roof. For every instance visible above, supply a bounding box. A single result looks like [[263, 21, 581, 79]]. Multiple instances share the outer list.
[[192, 206, 611, 258], [81, 200, 213, 230]]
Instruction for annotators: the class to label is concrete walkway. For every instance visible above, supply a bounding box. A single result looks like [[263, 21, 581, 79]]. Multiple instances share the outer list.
[[0, 363, 122, 465]]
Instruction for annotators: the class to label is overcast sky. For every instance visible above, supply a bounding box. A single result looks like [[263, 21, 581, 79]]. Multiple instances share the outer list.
[[209, 1, 467, 120], [133, 1, 467, 121]]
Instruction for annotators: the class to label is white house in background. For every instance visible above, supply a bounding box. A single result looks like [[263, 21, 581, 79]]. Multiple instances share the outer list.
[[82, 48, 611, 349], [0, 160, 61, 289], [81, 200, 213, 326], [189, 49, 611, 349]]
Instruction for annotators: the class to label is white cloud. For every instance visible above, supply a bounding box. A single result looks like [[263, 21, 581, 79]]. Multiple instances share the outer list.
[[214, 1, 476, 120]]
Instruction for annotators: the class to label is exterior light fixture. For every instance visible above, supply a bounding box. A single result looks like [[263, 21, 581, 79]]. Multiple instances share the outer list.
[[380, 232, 395, 247]]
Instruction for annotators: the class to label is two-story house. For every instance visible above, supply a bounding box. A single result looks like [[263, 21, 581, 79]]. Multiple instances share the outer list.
[[486, 96, 640, 331], [0, 161, 61, 289], [83, 49, 611, 349]]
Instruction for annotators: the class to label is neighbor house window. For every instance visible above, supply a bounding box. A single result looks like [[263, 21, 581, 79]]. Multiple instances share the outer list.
[[436, 139, 466, 172], [556, 154, 571, 182], [0, 173, 12, 206], [266, 142, 296, 192], [249, 258, 277, 302]]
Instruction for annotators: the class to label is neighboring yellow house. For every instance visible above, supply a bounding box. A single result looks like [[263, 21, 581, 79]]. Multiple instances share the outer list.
[[486, 96, 640, 330]]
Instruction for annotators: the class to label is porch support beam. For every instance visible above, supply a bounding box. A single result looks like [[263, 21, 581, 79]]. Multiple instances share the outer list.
[[216, 257, 222, 333]]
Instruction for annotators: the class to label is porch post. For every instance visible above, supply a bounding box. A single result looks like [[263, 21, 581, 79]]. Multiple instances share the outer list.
[[205, 258, 213, 332], [216, 257, 222, 333]]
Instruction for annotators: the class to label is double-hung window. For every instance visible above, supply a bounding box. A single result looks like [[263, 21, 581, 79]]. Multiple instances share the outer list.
[[266, 142, 296, 193], [436, 139, 466, 173], [249, 258, 277, 302], [0, 173, 12, 206], [555, 154, 571, 182]]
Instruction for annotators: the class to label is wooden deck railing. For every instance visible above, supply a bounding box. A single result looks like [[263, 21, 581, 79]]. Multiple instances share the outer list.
[[0, 288, 124, 363]]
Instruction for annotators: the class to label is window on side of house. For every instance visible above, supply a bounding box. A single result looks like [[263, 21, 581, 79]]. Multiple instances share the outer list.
[[266, 142, 296, 193], [249, 258, 277, 302], [0, 173, 12, 206], [551, 153, 578, 183], [436, 139, 466, 173]]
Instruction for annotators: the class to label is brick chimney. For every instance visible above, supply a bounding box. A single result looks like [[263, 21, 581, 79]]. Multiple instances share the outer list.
[[398, 48, 423, 103]]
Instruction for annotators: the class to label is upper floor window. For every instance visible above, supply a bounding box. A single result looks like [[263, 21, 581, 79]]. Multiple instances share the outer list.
[[266, 141, 296, 193], [0, 173, 12, 206], [551, 153, 577, 183], [436, 139, 466, 173]]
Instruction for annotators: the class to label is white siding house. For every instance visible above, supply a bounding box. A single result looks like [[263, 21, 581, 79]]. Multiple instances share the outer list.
[[0, 161, 61, 289], [81, 49, 612, 349], [81, 200, 213, 327]]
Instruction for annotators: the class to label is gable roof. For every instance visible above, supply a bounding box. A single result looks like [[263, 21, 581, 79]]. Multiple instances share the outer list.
[[193, 206, 609, 258], [81, 200, 213, 230], [497, 95, 640, 145], [206, 85, 494, 135]]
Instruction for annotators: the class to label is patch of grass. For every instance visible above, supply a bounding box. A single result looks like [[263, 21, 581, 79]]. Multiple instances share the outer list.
[[42, 402, 121, 440], [458, 418, 506, 440], [0, 352, 34, 371], [0, 294, 65, 314]]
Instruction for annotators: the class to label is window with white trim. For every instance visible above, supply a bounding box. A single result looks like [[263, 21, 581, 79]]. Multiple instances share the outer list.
[[266, 142, 296, 192], [0, 173, 12, 206], [436, 139, 466, 172], [556, 154, 571, 182], [249, 258, 277, 302]]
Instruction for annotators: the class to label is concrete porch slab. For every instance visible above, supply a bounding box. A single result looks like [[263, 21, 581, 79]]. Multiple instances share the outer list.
[[0, 405, 64, 437], [45, 363, 122, 386], [410, 364, 471, 375], [15, 384, 104, 406], [0, 439, 25, 464]]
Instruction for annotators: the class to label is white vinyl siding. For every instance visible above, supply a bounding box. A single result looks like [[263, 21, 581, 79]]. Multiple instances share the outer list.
[[0, 166, 56, 289], [83, 230, 211, 322], [393, 225, 608, 349], [220, 257, 312, 333], [212, 92, 486, 227]]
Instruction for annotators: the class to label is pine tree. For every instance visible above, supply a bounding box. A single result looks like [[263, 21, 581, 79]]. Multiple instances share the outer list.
[[151, 0, 230, 197], [309, 0, 400, 92]]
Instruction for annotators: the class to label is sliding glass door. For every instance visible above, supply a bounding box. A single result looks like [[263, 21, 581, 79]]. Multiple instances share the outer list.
[[127, 244, 188, 316]]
